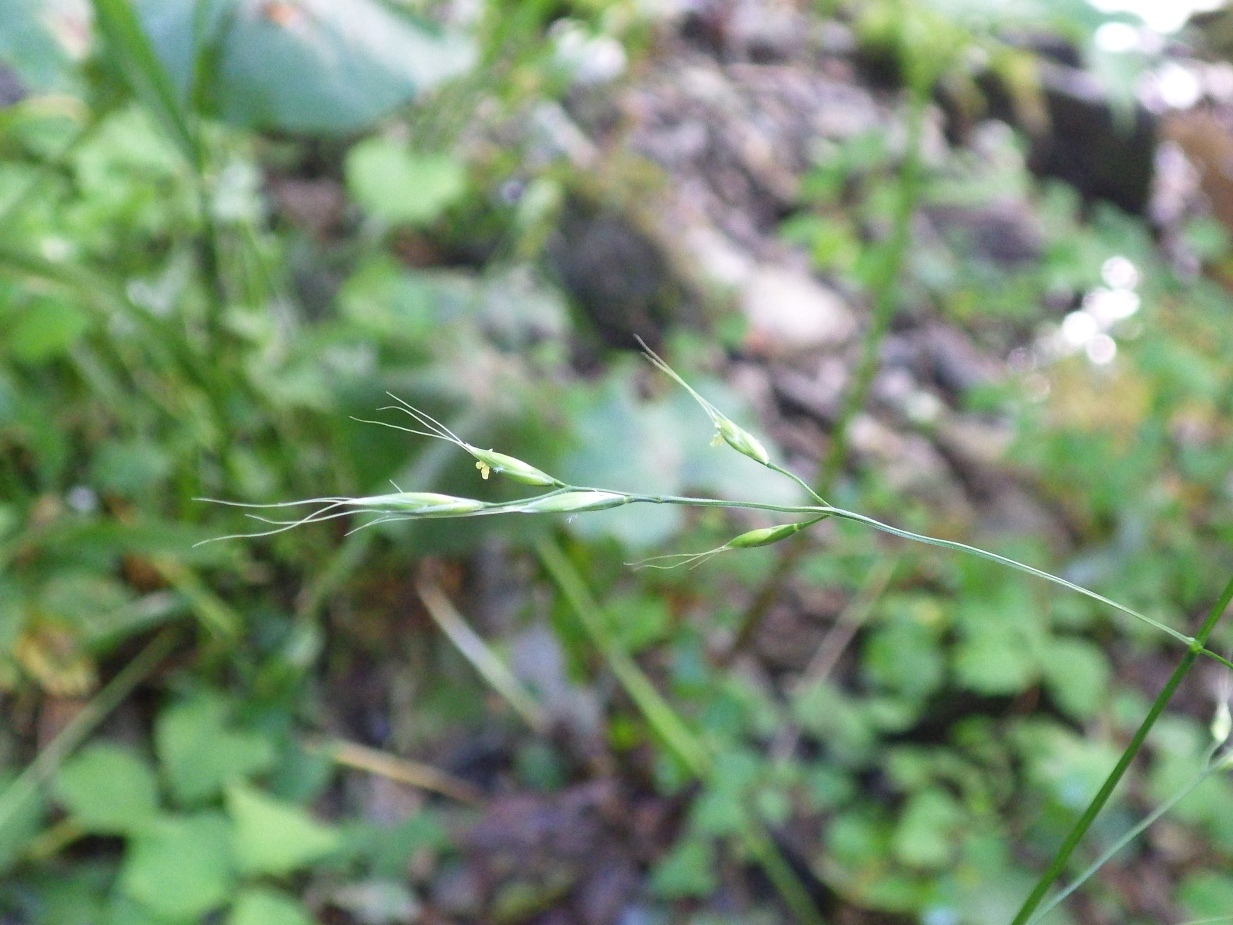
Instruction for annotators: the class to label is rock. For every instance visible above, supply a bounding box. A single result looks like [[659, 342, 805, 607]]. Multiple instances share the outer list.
[[546, 197, 679, 346], [0, 64, 25, 107], [681, 225, 756, 290], [1031, 63, 1156, 214], [771, 356, 849, 423], [847, 413, 973, 515], [740, 265, 855, 355], [973, 61, 1156, 214]]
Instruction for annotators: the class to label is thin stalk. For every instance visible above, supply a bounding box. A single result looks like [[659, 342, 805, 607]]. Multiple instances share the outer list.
[[1009, 570, 1233, 925], [214, 484, 1233, 669], [0, 629, 178, 835], [150, 556, 242, 639], [535, 537, 827, 925], [416, 579, 548, 733], [727, 79, 930, 658], [311, 737, 483, 805], [535, 537, 709, 776], [818, 83, 929, 490], [1026, 743, 1226, 925]]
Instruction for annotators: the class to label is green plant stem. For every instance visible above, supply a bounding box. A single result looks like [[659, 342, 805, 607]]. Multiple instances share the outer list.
[[535, 536, 709, 776], [262, 485, 1233, 670], [0, 629, 178, 836], [818, 83, 928, 490], [727, 80, 930, 659], [535, 537, 827, 925], [541, 491, 1231, 668], [417, 578, 548, 733], [1026, 743, 1226, 925], [1009, 570, 1233, 925]]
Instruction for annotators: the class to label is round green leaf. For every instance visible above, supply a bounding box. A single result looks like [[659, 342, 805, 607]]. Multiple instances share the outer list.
[[229, 887, 314, 925], [345, 138, 466, 227], [54, 744, 160, 835], [226, 783, 340, 876], [120, 813, 234, 921], [155, 692, 276, 806]]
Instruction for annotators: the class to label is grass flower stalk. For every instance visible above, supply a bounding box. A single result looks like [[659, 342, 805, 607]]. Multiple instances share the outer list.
[[204, 374, 1233, 922]]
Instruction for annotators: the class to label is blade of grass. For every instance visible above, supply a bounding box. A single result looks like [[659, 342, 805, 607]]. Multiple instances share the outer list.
[[416, 578, 548, 733], [151, 556, 242, 639], [90, 0, 227, 333], [1026, 743, 1226, 925], [724, 79, 931, 661], [772, 557, 897, 761], [91, 0, 200, 163], [0, 628, 178, 837], [535, 536, 709, 777], [1009, 570, 1233, 925], [535, 537, 828, 925], [311, 737, 483, 805]]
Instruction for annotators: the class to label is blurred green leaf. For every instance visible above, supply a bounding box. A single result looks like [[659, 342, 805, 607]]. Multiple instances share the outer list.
[[141, 0, 475, 135], [345, 138, 467, 228], [39, 572, 137, 645], [54, 744, 160, 835], [0, 771, 44, 876], [1179, 870, 1233, 920], [155, 692, 276, 805], [560, 365, 801, 548], [1041, 636, 1110, 720], [228, 887, 315, 925], [650, 836, 717, 899], [891, 788, 964, 869], [5, 301, 92, 362], [91, 437, 174, 495], [226, 782, 340, 876], [92, 0, 201, 165], [119, 812, 234, 920], [603, 592, 671, 653], [864, 613, 944, 702]]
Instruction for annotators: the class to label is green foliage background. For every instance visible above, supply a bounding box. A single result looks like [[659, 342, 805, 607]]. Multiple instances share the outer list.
[[1, 1, 1233, 924]]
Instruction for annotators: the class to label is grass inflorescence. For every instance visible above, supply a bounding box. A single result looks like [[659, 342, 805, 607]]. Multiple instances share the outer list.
[[201, 345, 1233, 925]]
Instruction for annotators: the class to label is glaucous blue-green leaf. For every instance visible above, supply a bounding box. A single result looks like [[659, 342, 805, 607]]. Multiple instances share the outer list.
[[0, 0, 77, 92], [119, 812, 234, 921], [54, 744, 160, 835], [560, 364, 802, 548], [140, 0, 476, 135]]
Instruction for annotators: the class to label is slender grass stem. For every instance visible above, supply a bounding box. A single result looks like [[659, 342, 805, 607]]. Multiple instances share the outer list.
[[728, 79, 930, 658], [535, 537, 709, 776], [1009, 571, 1233, 925], [0, 629, 179, 837], [417, 579, 548, 733], [313, 737, 483, 805], [205, 482, 1233, 668], [535, 537, 827, 925], [1025, 742, 1226, 925]]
